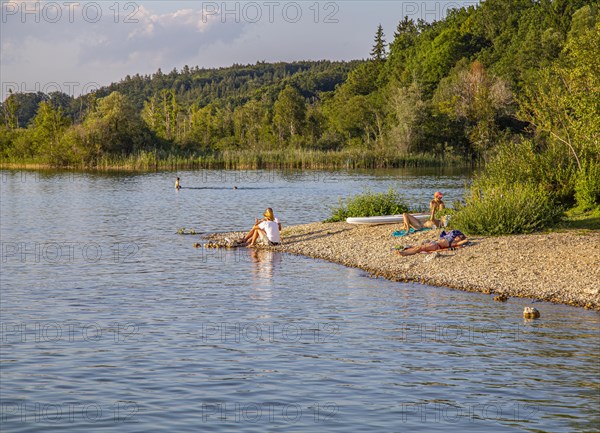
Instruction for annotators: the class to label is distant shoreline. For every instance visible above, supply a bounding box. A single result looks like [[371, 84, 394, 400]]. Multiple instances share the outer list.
[[205, 222, 600, 311]]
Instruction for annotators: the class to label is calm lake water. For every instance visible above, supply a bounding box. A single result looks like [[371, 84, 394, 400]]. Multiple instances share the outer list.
[[1, 168, 599, 433]]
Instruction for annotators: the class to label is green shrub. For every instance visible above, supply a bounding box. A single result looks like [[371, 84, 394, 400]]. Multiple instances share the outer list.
[[450, 182, 563, 235], [325, 188, 409, 222], [574, 159, 600, 211], [477, 140, 578, 206]]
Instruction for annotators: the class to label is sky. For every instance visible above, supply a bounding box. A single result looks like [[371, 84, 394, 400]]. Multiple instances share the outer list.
[[1, 1, 480, 100]]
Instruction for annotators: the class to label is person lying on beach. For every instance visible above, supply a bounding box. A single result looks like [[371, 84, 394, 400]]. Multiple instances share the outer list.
[[402, 191, 445, 232], [240, 208, 282, 247], [396, 230, 467, 256]]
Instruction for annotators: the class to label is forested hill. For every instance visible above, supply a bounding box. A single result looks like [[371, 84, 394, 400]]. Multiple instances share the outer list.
[[1, 0, 598, 174], [104, 60, 364, 111], [5, 60, 362, 128]]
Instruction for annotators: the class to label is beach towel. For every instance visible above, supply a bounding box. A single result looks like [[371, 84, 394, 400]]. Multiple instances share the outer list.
[[392, 227, 432, 237]]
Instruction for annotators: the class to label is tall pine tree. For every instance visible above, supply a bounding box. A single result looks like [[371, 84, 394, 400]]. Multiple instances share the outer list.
[[370, 24, 387, 61]]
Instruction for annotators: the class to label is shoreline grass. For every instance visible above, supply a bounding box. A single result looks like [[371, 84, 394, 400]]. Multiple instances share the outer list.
[[0, 149, 466, 171], [558, 208, 600, 231]]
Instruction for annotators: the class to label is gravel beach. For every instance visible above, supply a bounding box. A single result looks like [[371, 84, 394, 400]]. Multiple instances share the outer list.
[[205, 223, 600, 311]]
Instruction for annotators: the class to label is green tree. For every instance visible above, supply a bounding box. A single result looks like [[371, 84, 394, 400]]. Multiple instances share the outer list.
[[141, 90, 180, 141], [234, 98, 273, 149], [519, 9, 599, 170], [83, 92, 146, 159], [306, 103, 327, 148], [413, 27, 475, 95], [323, 92, 380, 146], [386, 17, 419, 84], [434, 60, 513, 158], [30, 101, 71, 164], [1, 91, 20, 129], [371, 24, 388, 61], [273, 86, 306, 144], [188, 104, 219, 149], [386, 82, 427, 153], [141, 95, 164, 137]]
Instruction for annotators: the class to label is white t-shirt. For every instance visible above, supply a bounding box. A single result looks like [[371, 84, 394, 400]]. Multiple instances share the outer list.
[[258, 220, 281, 243]]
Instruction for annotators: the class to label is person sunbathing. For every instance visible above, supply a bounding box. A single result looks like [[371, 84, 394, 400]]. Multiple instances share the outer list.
[[396, 230, 468, 256], [402, 191, 445, 232]]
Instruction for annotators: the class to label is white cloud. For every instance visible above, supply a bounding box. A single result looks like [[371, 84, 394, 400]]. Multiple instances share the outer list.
[[0, 1, 247, 98], [1, 2, 237, 63]]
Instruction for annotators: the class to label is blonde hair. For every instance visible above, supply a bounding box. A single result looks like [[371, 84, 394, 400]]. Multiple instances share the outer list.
[[263, 208, 275, 221]]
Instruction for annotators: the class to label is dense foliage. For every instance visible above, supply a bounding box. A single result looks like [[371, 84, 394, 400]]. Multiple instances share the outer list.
[[450, 182, 564, 235], [1, 0, 598, 216]]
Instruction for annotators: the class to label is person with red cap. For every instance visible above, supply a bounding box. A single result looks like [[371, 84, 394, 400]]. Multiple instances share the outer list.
[[401, 191, 445, 232]]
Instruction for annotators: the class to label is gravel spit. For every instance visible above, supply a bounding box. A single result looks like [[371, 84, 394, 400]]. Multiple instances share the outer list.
[[204, 222, 600, 311]]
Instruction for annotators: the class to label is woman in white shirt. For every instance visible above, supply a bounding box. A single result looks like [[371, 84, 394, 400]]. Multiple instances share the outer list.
[[241, 208, 282, 246]]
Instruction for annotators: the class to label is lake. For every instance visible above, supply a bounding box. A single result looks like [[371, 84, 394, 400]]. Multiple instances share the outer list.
[[1, 168, 598, 433]]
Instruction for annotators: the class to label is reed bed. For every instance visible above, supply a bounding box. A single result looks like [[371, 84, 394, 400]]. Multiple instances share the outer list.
[[2, 149, 463, 171]]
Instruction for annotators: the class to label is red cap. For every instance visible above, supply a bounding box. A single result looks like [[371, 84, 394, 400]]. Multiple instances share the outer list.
[[434, 191, 443, 199]]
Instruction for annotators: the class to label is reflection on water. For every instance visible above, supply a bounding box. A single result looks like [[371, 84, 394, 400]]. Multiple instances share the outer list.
[[249, 249, 282, 284], [1, 169, 598, 433]]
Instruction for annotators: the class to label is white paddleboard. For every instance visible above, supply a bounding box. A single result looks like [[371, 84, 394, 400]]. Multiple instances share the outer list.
[[346, 213, 430, 225]]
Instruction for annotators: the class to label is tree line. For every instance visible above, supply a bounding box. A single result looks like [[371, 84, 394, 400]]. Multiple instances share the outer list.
[[0, 0, 598, 181]]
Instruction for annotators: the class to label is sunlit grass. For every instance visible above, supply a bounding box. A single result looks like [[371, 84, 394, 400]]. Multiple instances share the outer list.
[[558, 208, 600, 231]]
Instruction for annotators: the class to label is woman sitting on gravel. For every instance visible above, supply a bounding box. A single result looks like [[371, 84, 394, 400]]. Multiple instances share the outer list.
[[396, 230, 468, 256], [402, 191, 445, 232], [240, 208, 282, 247]]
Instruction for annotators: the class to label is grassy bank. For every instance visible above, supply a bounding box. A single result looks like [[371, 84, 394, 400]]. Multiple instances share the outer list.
[[1, 149, 464, 171]]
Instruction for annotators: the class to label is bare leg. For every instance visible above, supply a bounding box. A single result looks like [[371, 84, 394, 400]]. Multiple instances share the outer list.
[[242, 224, 261, 242], [248, 230, 260, 246], [248, 228, 266, 247], [396, 246, 420, 256], [403, 213, 424, 232], [241, 227, 256, 242], [396, 241, 442, 256], [423, 219, 440, 229]]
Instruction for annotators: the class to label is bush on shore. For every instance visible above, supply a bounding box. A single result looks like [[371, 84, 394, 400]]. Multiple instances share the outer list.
[[325, 188, 409, 222], [574, 159, 600, 211], [450, 182, 563, 235], [476, 140, 579, 206]]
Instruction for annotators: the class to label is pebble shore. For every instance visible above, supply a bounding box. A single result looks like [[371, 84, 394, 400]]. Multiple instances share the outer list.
[[205, 222, 600, 311]]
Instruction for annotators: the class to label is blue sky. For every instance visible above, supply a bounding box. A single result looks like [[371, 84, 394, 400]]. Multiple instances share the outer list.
[[1, 1, 479, 99]]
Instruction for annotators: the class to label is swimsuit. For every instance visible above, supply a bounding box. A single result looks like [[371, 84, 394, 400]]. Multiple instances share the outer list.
[[440, 230, 464, 247]]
